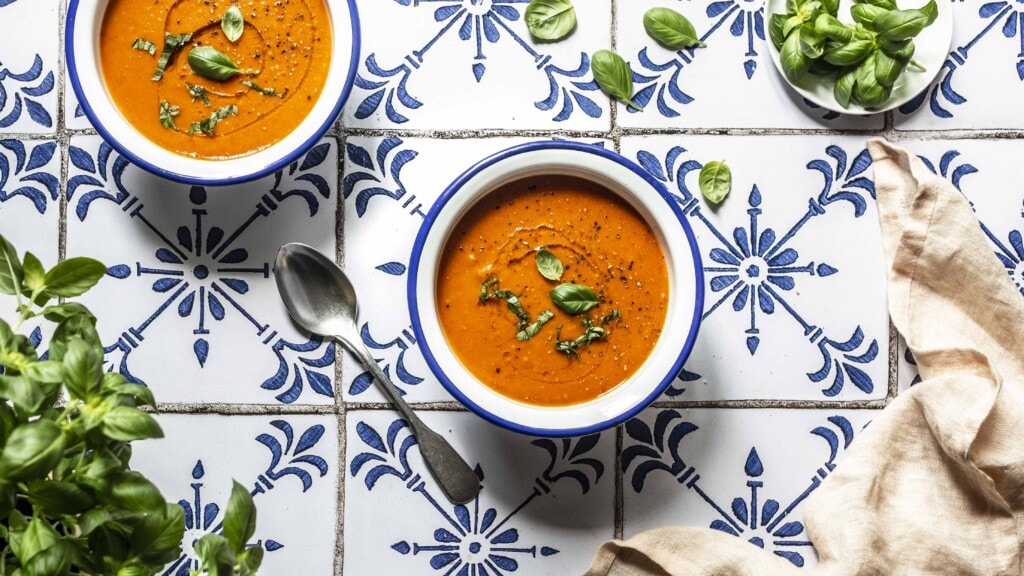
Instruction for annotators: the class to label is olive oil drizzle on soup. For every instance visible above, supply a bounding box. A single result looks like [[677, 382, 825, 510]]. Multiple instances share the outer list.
[[437, 176, 669, 407], [100, 0, 332, 159]]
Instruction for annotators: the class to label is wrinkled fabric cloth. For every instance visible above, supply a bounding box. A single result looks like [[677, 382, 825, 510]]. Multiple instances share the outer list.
[[584, 139, 1024, 576]]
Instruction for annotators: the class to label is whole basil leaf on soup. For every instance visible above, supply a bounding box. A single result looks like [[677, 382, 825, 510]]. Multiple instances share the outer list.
[[550, 283, 600, 315], [535, 249, 564, 281], [591, 50, 643, 111], [221, 5, 245, 43], [699, 160, 732, 204], [188, 46, 254, 81], [643, 7, 705, 49], [524, 0, 576, 41]]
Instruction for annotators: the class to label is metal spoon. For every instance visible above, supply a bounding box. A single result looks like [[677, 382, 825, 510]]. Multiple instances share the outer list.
[[273, 243, 481, 504]]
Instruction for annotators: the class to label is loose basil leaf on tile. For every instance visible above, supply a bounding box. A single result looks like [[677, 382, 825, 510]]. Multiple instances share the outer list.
[[535, 249, 563, 281], [591, 49, 643, 111], [43, 258, 107, 298], [834, 67, 857, 107], [699, 160, 732, 204], [132, 38, 157, 55], [524, 0, 576, 41], [550, 283, 600, 314], [643, 7, 705, 49], [152, 32, 192, 81], [221, 5, 245, 43], [188, 46, 252, 81], [516, 310, 554, 341], [780, 30, 811, 81]]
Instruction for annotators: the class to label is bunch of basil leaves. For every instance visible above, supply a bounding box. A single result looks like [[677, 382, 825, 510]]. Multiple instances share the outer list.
[[0, 234, 260, 576], [771, 0, 936, 109]]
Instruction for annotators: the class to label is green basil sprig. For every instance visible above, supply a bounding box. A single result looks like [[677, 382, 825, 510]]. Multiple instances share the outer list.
[[188, 46, 254, 81], [591, 49, 643, 111], [644, 7, 705, 49], [151, 32, 192, 81], [221, 5, 245, 43], [187, 104, 238, 136], [699, 160, 732, 204], [158, 101, 179, 130], [535, 249, 563, 281], [524, 0, 577, 41]]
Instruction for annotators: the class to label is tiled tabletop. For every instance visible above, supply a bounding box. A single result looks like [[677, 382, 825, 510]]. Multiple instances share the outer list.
[[2, 0, 1023, 574]]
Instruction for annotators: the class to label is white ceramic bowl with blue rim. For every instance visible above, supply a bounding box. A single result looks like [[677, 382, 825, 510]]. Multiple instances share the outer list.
[[409, 141, 704, 437], [66, 0, 360, 185]]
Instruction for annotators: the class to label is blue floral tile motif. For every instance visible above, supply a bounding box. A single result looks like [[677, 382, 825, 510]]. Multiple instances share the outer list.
[[65, 136, 338, 405], [344, 411, 614, 574], [346, 0, 610, 129], [0, 0, 58, 133], [623, 409, 873, 569], [0, 56, 54, 130], [0, 139, 57, 214], [626, 136, 885, 400]]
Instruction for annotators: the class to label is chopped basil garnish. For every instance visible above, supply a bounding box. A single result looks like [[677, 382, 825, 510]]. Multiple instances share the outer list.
[[158, 101, 180, 130], [188, 46, 254, 81], [516, 310, 554, 341], [132, 38, 157, 56], [479, 277, 530, 330], [187, 104, 237, 136], [241, 79, 285, 98], [221, 5, 245, 43], [555, 315, 614, 359], [186, 83, 210, 106], [152, 32, 192, 81]]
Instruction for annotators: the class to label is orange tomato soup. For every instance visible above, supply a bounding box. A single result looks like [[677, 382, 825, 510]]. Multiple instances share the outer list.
[[100, 0, 331, 159], [437, 175, 669, 407]]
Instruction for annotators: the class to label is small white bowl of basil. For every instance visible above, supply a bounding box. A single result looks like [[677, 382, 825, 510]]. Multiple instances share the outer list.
[[764, 0, 953, 115]]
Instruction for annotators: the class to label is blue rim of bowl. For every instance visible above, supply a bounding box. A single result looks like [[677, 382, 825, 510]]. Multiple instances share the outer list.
[[65, 0, 361, 186], [408, 140, 705, 438]]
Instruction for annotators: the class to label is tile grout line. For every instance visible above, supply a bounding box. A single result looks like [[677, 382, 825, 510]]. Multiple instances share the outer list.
[[334, 131, 347, 576], [57, 0, 68, 264], [334, 405, 347, 576]]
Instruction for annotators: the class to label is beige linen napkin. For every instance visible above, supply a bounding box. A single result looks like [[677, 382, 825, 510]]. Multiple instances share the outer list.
[[584, 138, 1024, 576]]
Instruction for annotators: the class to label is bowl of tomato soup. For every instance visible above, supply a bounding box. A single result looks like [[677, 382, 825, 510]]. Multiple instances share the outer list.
[[410, 141, 704, 437], [66, 0, 359, 184]]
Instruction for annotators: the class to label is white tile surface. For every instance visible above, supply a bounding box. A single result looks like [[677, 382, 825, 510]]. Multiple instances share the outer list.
[[0, 0, 59, 133]]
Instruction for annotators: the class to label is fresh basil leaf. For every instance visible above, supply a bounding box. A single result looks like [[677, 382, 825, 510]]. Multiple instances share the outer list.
[[823, 39, 873, 66], [78, 509, 112, 536], [874, 1, 935, 40], [223, 480, 257, 553], [159, 100, 179, 130], [41, 302, 94, 323], [21, 252, 45, 294], [241, 79, 284, 98], [22, 360, 62, 384], [550, 283, 600, 314], [186, 83, 210, 106], [0, 235, 23, 295], [0, 375, 51, 414], [132, 38, 157, 56], [194, 533, 236, 576], [820, 0, 839, 16], [853, 53, 888, 108], [786, 0, 800, 15], [814, 13, 853, 42], [591, 50, 642, 111], [23, 541, 72, 576], [43, 256, 106, 297], [782, 14, 804, 38], [643, 7, 705, 49], [111, 471, 166, 513], [130, 504, 185, 564], [62, 337, 102, 400], [516, 310, 554, 341], [102, 407, 163, 441], [240, 545, 265, 576], [780, 29, 811, 82], [874, 49, 904, 87], [111, 381, 157, 408], [188, 104, 238, 136], [524, 0, 576, 41], [699, 160, 732, 204], [834, 67, 857, 108], [769, 14, 786, 49], [850, 4, 886, 27], [798, 24, 825, 59], [152, 32, 192, 81], [860, 0, 897, 9], [27, 479, 95, 515], [879, 37, 916, 62], [221, 5, 245, 43], [0, 420, 64, 482], [17, 515, 60, 564], [188, 46, 251, 81], [919, 0, 938, 26], [535, 249, 563, 280]]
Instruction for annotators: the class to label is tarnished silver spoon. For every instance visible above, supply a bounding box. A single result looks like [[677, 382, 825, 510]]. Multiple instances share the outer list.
[[273, 243, 481, 504]]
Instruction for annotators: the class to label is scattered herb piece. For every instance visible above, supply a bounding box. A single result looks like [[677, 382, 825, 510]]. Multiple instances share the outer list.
[[535, 249, 564, 281], [516, 310, 554, 341], [555, 317, 608, 359], [241, 79, 285, 98], [152, 32, 192, 81], [158, 100, 179, 130], [132, 38, 157, 56], [221, 5, 245, 43], [480, 277, 530, 330], [550, 283, 600, 315], [186, 83, 211, 106], [698, 160, 732, 204], [600, 309, 621, 325], [643, 7, 705, 49], [524, 0, 577, 41], [591, 50, 643, 111], [188, 46, 254, 82], [187, 104, 238, 136]]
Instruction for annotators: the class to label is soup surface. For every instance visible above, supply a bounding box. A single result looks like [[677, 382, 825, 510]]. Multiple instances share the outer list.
[[436, 175, 669, 406], [100, 0, 332, 159]]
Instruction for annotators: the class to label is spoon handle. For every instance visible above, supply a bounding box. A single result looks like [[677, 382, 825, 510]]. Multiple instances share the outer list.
[[340, 338, 481, 504]]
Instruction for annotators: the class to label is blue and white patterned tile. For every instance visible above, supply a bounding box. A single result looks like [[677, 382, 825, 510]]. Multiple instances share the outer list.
[[614, 0, 882, 130], [895, 1, 1024, 129], [341, 135, 609, 403], [344, 410, 614, 576], [0, 0, 59, 134], [64, 135, 339, 405], [131, 414, 338, 576], [64, 65, 94, 131], [344, 0, 611, 130], [623, 408, 876, 570], [620, 135, 888, 401]]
